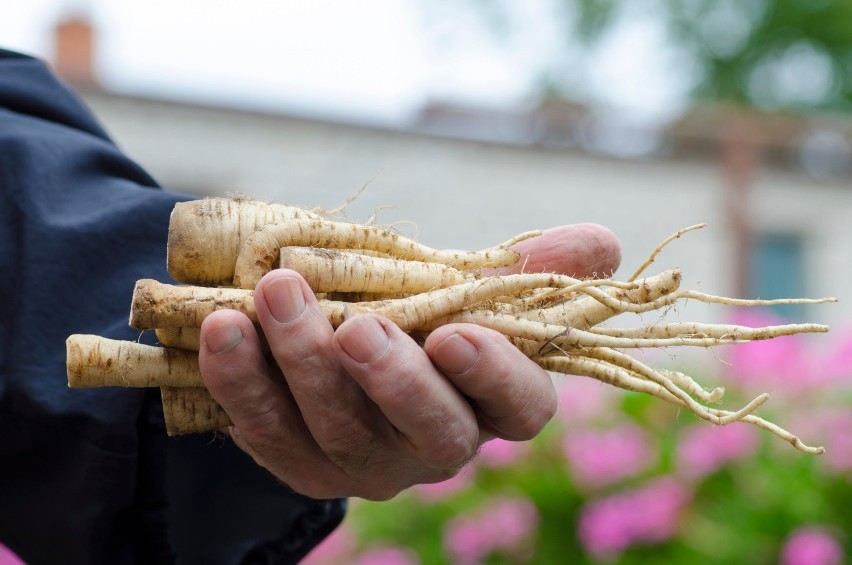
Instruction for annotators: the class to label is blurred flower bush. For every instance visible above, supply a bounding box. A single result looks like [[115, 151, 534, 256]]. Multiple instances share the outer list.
[[305, 310, 850, 564]]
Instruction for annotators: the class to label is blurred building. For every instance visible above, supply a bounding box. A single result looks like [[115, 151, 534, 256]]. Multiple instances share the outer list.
[[54, 16, 851, 332]]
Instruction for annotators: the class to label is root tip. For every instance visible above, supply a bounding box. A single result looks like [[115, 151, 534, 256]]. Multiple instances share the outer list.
[[708, 387, 725, 403]]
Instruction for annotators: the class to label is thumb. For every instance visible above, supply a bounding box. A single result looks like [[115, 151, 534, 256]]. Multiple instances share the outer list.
[[494, 223, 621, 278]]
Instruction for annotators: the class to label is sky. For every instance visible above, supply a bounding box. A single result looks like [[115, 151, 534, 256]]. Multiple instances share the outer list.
[[0, 0, 688, 127]]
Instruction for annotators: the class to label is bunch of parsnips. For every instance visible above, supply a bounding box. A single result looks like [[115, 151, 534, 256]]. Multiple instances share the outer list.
[[66, 197, 836, 454]]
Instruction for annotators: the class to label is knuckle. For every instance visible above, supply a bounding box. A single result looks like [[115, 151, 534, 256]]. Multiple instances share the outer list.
[[270, 328, 332, 371], [320, 430, 384, 475], [313, 415, 363, 450], [355, 351, 431, 411], [503, 389, 557, 441], [231, 394, 293, 440], [420, 424, 479, 470], [381, 370, 427, 408]]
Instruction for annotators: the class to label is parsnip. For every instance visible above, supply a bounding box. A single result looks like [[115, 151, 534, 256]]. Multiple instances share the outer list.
[[538, 356, 823, 455], [155, 327, 201, 352], [344, 274, 637, 331], [130, 279, 258, 330], [233, 220, 535, 289], [161, 386, 232, 436], [167, 197, 535, 288], [425, 309, 827, 350], [67, 334, 201, 388], [167, 198, 322, 286], [519, 269, 682, 329], [279, 247, 468, 294], [129, 279, 347, 330], [66, 197, 838, 454]]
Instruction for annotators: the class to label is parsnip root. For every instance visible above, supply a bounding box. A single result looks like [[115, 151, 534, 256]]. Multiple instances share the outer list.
[[67, 334, 201, 388], [66, 197, 837, 454], [161, 386, 232, 435]]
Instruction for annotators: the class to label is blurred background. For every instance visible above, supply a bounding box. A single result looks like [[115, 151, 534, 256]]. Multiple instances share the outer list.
[[2, 0, 850, 563]]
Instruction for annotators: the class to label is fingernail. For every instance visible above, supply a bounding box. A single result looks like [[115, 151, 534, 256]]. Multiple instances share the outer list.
[[265, 276, 306, 323], [433, 334, 479, 375], [338, 317, 390, 363], [206, 325, 243, 354]]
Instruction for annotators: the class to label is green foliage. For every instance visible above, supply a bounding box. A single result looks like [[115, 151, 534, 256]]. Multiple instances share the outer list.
[[448, 0, 852, 113], [568, 0, 852, 112]]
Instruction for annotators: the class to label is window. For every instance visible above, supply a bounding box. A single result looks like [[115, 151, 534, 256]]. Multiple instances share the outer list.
[[749, 232, 805, 321]]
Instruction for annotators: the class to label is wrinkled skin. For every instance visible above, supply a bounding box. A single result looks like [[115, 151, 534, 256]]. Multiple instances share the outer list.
[[199, 224, 621, 500]]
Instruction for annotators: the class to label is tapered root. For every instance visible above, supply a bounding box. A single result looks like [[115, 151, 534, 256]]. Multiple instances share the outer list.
[[537, 355, 824, 454], [586, 322, 829, 341], [161, 387, 231, 436], [580, 347, 768, 426], [130, 279, 348, 330], [519, 269, 683, 329], [67, 335, 202, 388], [71, 205, 836, 454], [233, 219, 531, 288], [130, 279, 257, 330], [279, 247, 469, 294], [167, 198, 323, 286], [156, 327, 201, 351], [345, 274, 632, 331], [629, 223, 706, 282]]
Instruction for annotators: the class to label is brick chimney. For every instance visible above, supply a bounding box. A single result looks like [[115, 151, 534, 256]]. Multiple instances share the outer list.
[[54, 16, 97, 87]]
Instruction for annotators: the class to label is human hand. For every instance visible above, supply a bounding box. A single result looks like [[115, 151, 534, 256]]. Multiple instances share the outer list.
[[198, 224, 621, 500]]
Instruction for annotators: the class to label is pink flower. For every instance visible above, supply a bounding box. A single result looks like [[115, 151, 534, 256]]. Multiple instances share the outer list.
[[780, 526, 844, 565], [353, 546, 420, 565], [787, 408, 852, 474], [410, 462, 475, 502], [577, 477, 691, 560], [816, 328, 852, 389], [676, 422, 759, 480], [722, 311, 852, 393], [724, 309, 811, 393], [478, 438, 530, 468], [489, 498, 539, 544], [445, 516, 490, 565], [300, 527, 357, 565], [444, 497, 539, 564], [554, 376, 618, 424], [821, 411, 852, 473], [563, 424, 656, 489], [0, 543, 26, 565]]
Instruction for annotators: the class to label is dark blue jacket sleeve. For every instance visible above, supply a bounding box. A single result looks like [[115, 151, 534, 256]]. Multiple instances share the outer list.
[[0, 49, 343, 565]]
